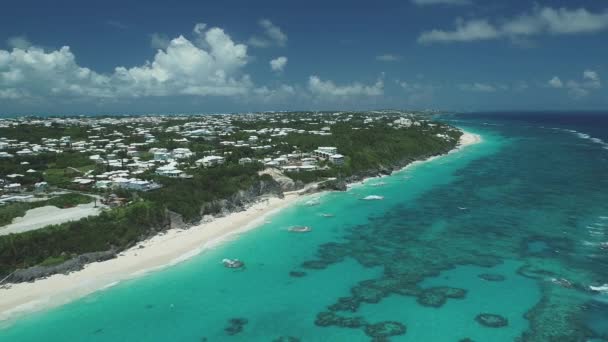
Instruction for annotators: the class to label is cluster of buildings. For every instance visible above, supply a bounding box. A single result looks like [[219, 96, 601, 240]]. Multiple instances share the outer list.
[[0, 111, 432, 198]]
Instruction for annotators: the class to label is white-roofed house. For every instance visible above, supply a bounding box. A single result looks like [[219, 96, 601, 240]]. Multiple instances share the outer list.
[[195, 156, 225, 168]]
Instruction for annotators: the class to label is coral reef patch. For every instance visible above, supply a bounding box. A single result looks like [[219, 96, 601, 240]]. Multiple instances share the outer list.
[[224, 318, 248, 335], [475, 313, 508, 328], [364, 321, 407, 339]]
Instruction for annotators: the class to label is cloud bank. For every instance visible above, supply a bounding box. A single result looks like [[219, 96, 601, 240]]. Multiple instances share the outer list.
[[0, 24, 253, 100], [419, 6, 608, 44], [548, 70, 602, 98]]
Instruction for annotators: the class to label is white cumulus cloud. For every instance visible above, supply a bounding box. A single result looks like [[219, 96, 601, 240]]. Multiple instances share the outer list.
[[248, 19, 287, 48], [270, 56, 288, 72], [548, 70, 601, 99], [7, 36, 32, 50], [419, 19, 500, 43], [548, 76, 563, 88], [308, 76, 384, 97], [0, 24, 253, 100], [419, 6, 608, 44], [583, 70, 601, 88]]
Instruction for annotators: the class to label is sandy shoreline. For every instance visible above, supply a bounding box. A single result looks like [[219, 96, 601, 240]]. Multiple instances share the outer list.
[[0, 130, 481, 323]]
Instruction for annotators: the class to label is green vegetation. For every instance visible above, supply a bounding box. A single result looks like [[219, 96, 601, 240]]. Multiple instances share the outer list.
[[280, 122, 460, 183], [0, 151, 95, 189], [0, 200, 165, 276], [143, 164, 265, 222], [0, 124, 88, 143], [38, 255, 71, 267], [0, 194, 93, 227]]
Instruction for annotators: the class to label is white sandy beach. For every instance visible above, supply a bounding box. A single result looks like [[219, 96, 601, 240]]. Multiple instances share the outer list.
[[457, 130, 482, 149], [0, 131, 481, 322]]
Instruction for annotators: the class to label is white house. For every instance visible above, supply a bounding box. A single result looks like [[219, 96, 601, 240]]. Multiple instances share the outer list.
[[6, 183, 22, 192], [313, 147, 338, 159], [34, 181, 49, 192], [329, 154, 345, 165], [171, 148, 194, 159], [238, 157, 253, 165], [154, 151, 170, 162], [16, 149, 33, 156], [155, 164, 185, 178], [196, 156, 225, 168]]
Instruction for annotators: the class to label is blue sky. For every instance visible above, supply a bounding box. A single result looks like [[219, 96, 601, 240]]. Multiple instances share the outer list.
[[0, 0, 607, 115]]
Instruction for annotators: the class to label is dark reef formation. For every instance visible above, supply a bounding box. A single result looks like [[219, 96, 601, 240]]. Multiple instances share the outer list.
[[416, 287, 467, 308], [314, 312, 366, 329], [224, 318, 248, 336], [289, 271, 307, 278], [475, 313, 508, 328], [364, 321, 407, 339], [478, 273, 506, 282]]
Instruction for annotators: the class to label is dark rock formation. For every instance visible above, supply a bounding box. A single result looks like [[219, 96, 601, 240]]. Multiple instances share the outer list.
[[364, 321, 407, 338], [301, 260, 328, 270], [417, 287, 467, 308], [7, 250, 117, 283], [314, 311, 366, 328], [351, 284, 386, 304], [475, 313, 508, 328], [289, 271, 306, 278], [318, 179, 347, 192], [167, 210, 188, 229], [199, 179, 284, 218], [328, 296, 360, 312], [224, 317, 248, 335], [417, 289, 447, 307]]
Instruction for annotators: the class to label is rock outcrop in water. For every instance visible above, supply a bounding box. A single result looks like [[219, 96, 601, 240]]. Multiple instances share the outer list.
[[417, 287, 467, 308], [224, 318, 248, 335], [364, 321, 407, 339], [289, 271, 307, 278], [475, 313, 508, 328], [314, 311, 367, 328]]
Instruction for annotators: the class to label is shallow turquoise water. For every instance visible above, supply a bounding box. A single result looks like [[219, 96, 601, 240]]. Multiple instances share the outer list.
[[2, 112, 608, 341]]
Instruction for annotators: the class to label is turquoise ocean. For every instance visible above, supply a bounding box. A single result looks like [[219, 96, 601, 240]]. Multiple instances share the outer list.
[[1, 112, 608, 341]]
